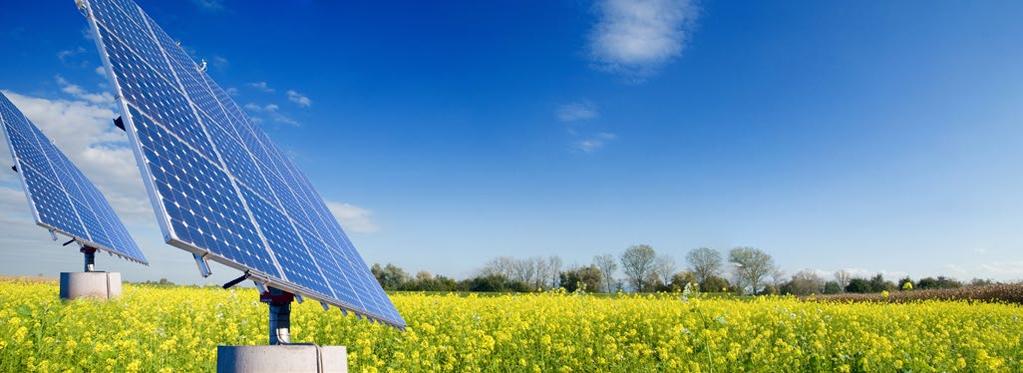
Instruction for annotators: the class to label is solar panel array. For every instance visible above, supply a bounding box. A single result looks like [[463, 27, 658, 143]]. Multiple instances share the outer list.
[[0, 92, 148, 265], [83, 0, 404, 327]]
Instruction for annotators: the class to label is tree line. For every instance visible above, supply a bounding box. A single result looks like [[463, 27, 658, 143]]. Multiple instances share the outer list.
[[371, 245, 1001, 295]]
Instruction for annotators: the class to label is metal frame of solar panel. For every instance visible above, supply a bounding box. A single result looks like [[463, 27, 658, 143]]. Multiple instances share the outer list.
[[0, 92, 148, 266], [79, 0, 404, 328]]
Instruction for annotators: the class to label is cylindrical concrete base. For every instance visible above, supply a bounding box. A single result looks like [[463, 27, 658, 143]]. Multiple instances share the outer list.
[[59, 272, 122, 300], [217, 345, 347, 373]]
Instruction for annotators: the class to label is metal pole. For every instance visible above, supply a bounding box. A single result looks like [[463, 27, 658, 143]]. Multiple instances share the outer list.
[[262, 287, 294, 345], [81, 247, 97, 272]]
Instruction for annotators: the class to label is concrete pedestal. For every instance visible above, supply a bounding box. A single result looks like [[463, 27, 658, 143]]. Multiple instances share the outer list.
[[59, 272, 121, 300], [217, 345, 347, 373]]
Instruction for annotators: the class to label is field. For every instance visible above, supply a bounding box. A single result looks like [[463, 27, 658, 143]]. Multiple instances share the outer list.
[[0, 279, 1021, 372]]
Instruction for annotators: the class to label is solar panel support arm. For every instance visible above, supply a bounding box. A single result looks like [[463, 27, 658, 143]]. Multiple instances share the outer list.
[[193, 253, 213, 278], [81, 246, 97, 272], [113, 117, 126, 132], [261, 287, 294, 345], [10, 165, 16, 173], [222, 273, 249, 289]]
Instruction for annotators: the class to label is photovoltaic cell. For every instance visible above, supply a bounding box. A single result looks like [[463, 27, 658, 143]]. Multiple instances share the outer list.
[[83, 0, 404, 327], [0, 92, 148, 265]]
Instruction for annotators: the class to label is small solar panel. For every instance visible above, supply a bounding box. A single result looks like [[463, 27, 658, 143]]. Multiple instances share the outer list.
[[82, 0, 404, 327], [0, 92, 148, 265]]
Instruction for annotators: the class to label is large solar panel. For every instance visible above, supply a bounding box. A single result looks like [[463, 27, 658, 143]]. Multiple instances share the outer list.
[[0, 92, 148, 265], [81, 0, 404, 327]]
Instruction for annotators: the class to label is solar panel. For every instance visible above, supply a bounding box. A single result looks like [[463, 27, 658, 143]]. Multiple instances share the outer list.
[[81, 0, 405, 327], [0, 92, 148, 265]]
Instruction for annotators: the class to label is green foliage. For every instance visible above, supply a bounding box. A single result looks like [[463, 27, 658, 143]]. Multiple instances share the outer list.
[[559, 266, 603, 293]]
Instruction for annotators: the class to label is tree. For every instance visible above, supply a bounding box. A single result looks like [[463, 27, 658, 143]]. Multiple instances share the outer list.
[[845, 278, 871, 293], [559, 265, 603, 293], [782, 270, 825, 296], [916, 276, 962, 290], [670, 271, 698, 292], [728, 247, 777, 295], [823, 281, 842, 294], [834, 270, 853, 290], [593, 254, 618, 293], [653, 255, 677, 289], [685, 248, 723, 285], [621, 245, 657, 292], [701, 275, 730, 293], [869, 274, 896, 292], [371, 263, 409, 290]]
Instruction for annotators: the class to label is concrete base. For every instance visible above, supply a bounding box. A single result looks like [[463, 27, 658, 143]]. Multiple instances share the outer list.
[[59, 272, 122, 300], [217, 345, 347, 373]]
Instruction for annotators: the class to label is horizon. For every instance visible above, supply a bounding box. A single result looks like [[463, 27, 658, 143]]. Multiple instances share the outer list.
[[2, 0, 1023, 285]]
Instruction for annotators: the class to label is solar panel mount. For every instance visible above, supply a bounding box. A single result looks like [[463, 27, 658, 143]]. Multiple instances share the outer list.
[[81, 0, 404, 329], [0, 92, 148, 267]]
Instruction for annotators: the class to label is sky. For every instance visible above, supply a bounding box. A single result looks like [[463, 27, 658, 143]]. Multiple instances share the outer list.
[[1, 0, 1022, 285]]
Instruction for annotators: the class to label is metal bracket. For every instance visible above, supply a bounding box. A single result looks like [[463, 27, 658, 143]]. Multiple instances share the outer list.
[[222, 273, 249, 289], [294, 294, 304, 304], [113, 116, 125, 132], [62, 239, 76, 246], [198, 59, 208, 73], [74, 0, 88, 16], [320, 302, 330, 311], [10, 165, 16, 173], [192, 253, 213, 278]]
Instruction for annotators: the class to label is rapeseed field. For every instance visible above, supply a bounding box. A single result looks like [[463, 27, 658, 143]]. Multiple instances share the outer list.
[[0, 279, 1020, 372]]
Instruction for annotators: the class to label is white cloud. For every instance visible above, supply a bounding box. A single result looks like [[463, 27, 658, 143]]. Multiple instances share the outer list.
[[212, 56, 229, 70], [247, 81, 274, 93], [2, 89, 153, 222], [225, 87, 239, 96], [94, 66, 106, 77], [326, 202, 380, 234], [556, 101, 599, 122], [244, 102, 299, 126], [55, 76, 116, 106], [57, 47, 87, 65], [589, 0, 698, 79], [286, 90, 312, 108], [575, 132, 617, 153], [979, 261, 1023, 277]]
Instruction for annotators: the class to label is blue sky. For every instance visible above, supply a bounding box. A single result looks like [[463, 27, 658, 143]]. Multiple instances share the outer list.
[[1, 0, 1022, 284]]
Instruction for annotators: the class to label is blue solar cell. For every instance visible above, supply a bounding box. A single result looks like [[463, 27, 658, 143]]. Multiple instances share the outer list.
[[0, 93, 147, 264], [86, 0, 404, 327]]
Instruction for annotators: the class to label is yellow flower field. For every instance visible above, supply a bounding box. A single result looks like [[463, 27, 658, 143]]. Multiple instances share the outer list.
[[0, 279, 1021, 372]]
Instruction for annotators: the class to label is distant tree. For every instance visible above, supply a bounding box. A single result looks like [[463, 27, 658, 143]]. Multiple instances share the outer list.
[[593, 254, 618, 293], [728, 247, 777, 295], [969, 278, 994, 287], [834, 270, 853, 290], [670, 271, 698, 292], [621, 245, 657, 292], [823, 281, 842, 294], [559, 265, 603, 293], [463, 274, 529, 292], [653, 255, 678, 288], [481, 257, 518, 279], [782, 270, 825, 296], [701, 275, 731, 293], [547, 256, 563, 289], [371, 263, 409, 290], [685, 248, 723, 285], [916, 276, 962, 290], [868, 274, 897, 292], [845, 278, 871, 293], [898, 276, 914, 291]]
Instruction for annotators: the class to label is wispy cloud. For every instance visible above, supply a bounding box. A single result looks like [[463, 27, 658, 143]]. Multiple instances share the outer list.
[[286, 90, 312, 108], [557, 101, 616, 153], [326, 201, 380, 234], [225, 87, 239, 96], [192, 0, 225, 12], [589, 0, 698, 79], [576, 132, 617, 153], [57, 47, 87, 64], [556, 101, 599, 122], [55, 76, 116, 107], [247, 81, 274, 93], [211, 56, 229, 70], [244, 102, 299, 126]]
